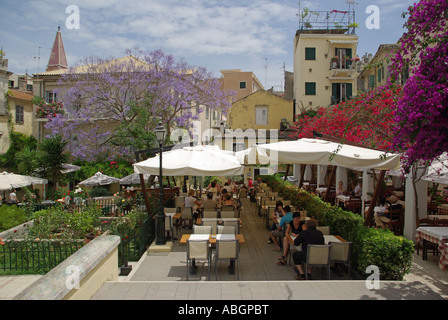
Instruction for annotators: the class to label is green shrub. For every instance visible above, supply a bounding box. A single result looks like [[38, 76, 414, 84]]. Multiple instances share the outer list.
[[0, 205, 27, 231], [29, 204, 102, 240], [260, 175, 414, 280], [90, 187, 111, 198]]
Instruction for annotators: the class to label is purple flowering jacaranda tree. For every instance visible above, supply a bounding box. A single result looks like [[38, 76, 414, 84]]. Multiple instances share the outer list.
[[46, 49, 234, 161]]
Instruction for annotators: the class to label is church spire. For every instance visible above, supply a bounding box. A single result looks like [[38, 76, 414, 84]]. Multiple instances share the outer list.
[[46, 26, 68, 72]]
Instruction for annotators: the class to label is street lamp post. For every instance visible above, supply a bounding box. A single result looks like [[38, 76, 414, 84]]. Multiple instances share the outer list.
[[155, 121, 167, 245]]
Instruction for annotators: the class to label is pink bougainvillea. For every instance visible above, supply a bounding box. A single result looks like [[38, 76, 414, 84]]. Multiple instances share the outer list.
[[389, 0, 448, 172]]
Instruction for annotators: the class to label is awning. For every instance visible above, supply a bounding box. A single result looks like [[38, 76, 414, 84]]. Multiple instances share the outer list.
[[242, 138, 400, 170]]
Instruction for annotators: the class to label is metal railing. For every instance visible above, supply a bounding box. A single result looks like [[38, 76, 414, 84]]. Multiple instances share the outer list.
[[0, 239, 84, 274]]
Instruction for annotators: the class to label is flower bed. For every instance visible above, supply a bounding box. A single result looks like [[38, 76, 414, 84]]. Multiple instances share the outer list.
[[260, 175, 414, 280]]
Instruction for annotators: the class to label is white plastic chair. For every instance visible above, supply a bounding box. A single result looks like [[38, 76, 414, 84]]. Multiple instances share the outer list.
[[306, 244, 332, 280], [217, 225, 236, 235], [201, 219, 218, 234], [329, 242, 352, 277], [220, 210, 236, 219], [186, 239, 211, 280], [203, 210, 218, 219], [215, 239, 240, 280], [316, 226, 330, 235], [193, 225, 212, 234]]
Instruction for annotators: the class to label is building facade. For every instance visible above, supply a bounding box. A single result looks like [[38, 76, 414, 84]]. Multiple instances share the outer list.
[[293, 29, 359, 113], [220, 69, 264, 102], [358, 43, 399, 93]]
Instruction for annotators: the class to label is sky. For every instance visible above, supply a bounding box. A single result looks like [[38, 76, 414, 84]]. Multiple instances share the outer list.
[[0, 0, 415, 91]]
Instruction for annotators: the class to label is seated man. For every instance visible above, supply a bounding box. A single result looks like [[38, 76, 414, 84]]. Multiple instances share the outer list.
[[374, 195, 402, 229], [202, 192, 218, 210], [292, 219, 325, 280]]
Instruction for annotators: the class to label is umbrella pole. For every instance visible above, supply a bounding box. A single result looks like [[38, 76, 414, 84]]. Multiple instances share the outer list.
[[139, 174, 152, 216]]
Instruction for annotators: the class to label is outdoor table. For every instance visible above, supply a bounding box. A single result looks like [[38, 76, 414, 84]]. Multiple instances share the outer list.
[[286, 234, 346, 246], [336, 195, 350, 207], [180, 233, 246, 245], [415, 226, 448, 271], [195, 217, 241, 225]]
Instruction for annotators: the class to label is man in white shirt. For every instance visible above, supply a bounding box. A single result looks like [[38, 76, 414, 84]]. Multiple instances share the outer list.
[[9, 189, 18, 204]]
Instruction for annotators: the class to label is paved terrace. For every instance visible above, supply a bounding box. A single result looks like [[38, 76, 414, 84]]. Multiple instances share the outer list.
[[91, 198, 448, 300]]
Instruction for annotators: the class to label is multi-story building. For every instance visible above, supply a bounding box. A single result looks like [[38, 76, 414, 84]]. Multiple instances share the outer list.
[[358, 43, 399, 92], [293, 10, 359, 114], [220, 69, 264, 102], [0, 52, 34, 154]]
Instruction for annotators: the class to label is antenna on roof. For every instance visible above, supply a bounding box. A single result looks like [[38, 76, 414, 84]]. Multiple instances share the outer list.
[[264, 57, 268, 89]]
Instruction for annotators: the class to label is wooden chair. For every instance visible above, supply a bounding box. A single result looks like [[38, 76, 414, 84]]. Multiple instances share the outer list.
[[416, 218, 437, 256], [389, 206, 404, 236], [346, 198, 362, 214], [436, 219, 448, 226]]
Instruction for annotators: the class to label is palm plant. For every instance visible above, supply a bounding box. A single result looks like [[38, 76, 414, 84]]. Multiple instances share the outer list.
[[38, 135, 70, 191]]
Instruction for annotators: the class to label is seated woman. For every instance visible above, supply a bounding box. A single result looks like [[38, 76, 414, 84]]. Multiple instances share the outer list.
[[336, 181, 346, 196], [221, 193, 235, 209], [269, 205, 292, 252], [277, 211, 305, 266], [268, 201, 284, 244], [176, 189, 203, 227], [207, 181, 220, 194]]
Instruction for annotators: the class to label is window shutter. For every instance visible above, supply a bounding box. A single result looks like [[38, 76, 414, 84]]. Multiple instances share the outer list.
[[346, 83, 353, 99], [305, 82, 316, 95], [369, 75, 375, 88], [305, 48, 316, 60]]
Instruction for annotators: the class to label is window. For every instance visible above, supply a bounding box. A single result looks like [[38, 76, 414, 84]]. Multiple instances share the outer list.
[[45, 91, 57, 103], [15, 106, 24, 124], [305, 82, 316, 95], [305, 47, 316, 60], [239, 81, 247, 89], [331, 83, 353, 104], [377, 68, 382, 82], [233, 142, 245, 152], [255, 106, 268, 125], [335, 48, 352, 69], [206, 106, 210, 119], [26, 84, 33, 91], [368, 75, 375, 88]]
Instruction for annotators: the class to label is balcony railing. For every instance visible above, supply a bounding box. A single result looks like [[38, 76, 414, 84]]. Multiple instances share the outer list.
[[330, 60, 353, 70]]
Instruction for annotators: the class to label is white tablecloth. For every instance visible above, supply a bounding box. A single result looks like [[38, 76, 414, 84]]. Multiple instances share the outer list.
[[416, 227, 448, 241]]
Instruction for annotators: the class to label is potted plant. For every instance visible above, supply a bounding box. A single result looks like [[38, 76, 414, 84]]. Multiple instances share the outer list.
[[331, 57, 339, 69]]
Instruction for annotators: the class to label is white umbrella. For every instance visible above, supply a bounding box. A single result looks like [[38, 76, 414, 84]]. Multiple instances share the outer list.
[[134, 145, 243, 176], [0, 171, 48, 191], [61, 163, 81, 174], [422, 153, 448, 184], [119, 173, 155, 185], [78, 171, 120, 187], [243, 138, 400, 170]]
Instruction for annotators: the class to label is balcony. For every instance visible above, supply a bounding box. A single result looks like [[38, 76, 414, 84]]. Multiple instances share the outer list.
[[330, 59, 353, 70]]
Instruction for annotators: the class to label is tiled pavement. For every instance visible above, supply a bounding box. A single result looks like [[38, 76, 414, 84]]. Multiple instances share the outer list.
[[91, 198, 448, 300]]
